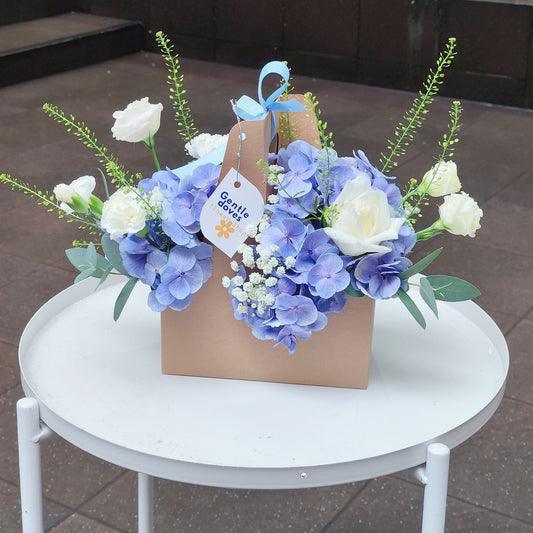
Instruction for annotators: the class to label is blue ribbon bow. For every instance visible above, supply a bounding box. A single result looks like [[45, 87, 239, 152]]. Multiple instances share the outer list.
[[235, 61, 306, 138]]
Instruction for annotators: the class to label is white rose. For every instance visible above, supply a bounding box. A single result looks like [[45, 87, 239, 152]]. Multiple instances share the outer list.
[[421, 161, 461, 197], [185, 133, 228, 159], [111, 97, 163, 143], [439, 192, 482, 238], [100, 189, 147, 239], [324, 174, 405, 257], [53, 175, 96, 213]]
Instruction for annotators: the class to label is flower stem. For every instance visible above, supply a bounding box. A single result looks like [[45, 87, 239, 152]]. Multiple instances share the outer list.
[[143, 135, 161, 171], [151, 145, 161, 171], [415, 219, 445, 240]]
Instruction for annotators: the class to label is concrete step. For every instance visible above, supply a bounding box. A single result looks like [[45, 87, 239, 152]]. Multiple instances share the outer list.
[[0, 12, 144, 87]]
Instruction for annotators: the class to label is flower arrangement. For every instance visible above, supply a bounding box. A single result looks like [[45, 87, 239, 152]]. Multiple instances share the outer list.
[[1, 36, 482, 353]]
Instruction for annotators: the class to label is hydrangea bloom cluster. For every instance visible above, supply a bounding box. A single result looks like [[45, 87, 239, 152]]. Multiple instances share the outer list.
[[225, 140, 417, 352], [115, 163, 220, 311]]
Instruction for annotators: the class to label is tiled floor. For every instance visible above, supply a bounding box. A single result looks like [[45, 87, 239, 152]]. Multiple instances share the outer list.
[[1, 52, 532, 532]]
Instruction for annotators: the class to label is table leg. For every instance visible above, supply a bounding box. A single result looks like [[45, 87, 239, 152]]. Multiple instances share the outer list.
[[138, 472, 154, 533], [17, 397, 48, 533], [419, 443, 450, 533]]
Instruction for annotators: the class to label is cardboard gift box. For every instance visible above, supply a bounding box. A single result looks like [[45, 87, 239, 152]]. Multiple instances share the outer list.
[[161, 95, 375, 389]]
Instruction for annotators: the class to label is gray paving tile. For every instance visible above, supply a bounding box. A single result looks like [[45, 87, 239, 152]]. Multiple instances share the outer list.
[[48, 512, 122, 533], [0, 202, 82, 267], [0, 109, 69, 160], [0, 479, 72, 533], [447, 397, 533, 524], [472, 172, 533, 257], [410, 234, 533, 318], [81, 470, 366, 533], [325, 476, 533, 532], [0, 385, 125, 509], [483, 310, 522, 336], [0, 341, 19, 396], [505, 319, 533, 404], [0, 251, 42, 289], [0, 386, 25, 484], [0, 265, 73, 345]]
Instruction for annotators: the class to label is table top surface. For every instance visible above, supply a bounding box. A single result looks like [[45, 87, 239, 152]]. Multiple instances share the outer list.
[[19, 278, 508, 489]]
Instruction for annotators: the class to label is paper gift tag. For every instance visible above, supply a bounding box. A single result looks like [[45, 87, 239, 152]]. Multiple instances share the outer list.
[[200, 168, 265, 258]]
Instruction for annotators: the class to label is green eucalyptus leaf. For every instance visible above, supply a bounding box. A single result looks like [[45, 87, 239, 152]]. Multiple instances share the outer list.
[[74, 267, 96, 283], [101, 235, 128, 275], [86, 242, 97, 266], [94, 253, 112, 276], [65, 248, 88, 270], [96, 265, 114, 288], [397, 288, 426, 329], [399, 248, 443, 280], [345, 284, 364, 298], [113, 278, 138, 321], [426, 275, 481, 302], [420, 276, 438, 317]]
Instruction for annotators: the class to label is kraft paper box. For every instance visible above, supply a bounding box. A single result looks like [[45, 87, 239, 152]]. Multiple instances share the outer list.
[[161, 98, 375, 389]]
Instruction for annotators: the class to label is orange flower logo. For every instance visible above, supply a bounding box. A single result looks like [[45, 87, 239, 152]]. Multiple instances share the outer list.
[[215, 219, 235, 239]]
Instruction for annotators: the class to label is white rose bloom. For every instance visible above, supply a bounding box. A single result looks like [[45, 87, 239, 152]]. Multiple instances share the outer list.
[[185, 133, 228, 159], [324, 174, 405, 257], [100, 189, 147, 240], [439, 192, 483, 238], [421, 161, 461, 197], [111, 97, 163, 143]]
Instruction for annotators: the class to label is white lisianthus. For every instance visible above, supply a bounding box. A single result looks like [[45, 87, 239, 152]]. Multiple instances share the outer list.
[[324, 174, 405, 257], [100, 189, 147, 239], [53, 175, 96, 213], [421, 161, 461, 197], [438, 192, 483, 237], [185, 133, 228, 159], [111, 97, 163, 143]]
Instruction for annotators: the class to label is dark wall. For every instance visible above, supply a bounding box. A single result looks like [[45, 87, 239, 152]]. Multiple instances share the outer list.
[[4, 0, 533, 108], [1, 0, 76, 25]]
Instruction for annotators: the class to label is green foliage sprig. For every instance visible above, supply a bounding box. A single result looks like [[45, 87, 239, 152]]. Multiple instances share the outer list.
[[304, 92, 336, 224], [402, 100, 463, 225], [156, 31, 198, 148], [278, 64, 297, 145], [380, 37, 457, 174], [0, 173, 100, 233], [43, 103, 134, 187]]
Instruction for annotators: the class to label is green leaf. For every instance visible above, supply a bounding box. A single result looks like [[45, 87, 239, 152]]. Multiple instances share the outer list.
[[426, 275, 481, 302], [93, 253, 112, 276], [345, 284, 364, 298], [399, 248, 443, 280], [65, 248, 87, 270], [397, 288, 426, 328], [86, 242, 97, 266], [101, 235, 128, 275], [113, 278, 138, 321], [74, 268, 96, 283], [420, 276, 438, 317], [96, 265, 114, 288]]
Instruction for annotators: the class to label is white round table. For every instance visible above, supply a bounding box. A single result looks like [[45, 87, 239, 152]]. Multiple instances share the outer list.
[[16, 277, 508, 533]]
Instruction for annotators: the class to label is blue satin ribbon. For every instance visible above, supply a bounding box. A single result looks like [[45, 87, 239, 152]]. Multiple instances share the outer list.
[[235, 61, 305, 138], [173, 62, 303, 175]]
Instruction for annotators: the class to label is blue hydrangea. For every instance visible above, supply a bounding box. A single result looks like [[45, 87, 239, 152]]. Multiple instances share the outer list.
[[115, 163, 218, 312], [226, 140, 419, 353], [349, 240, 412, 299]]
